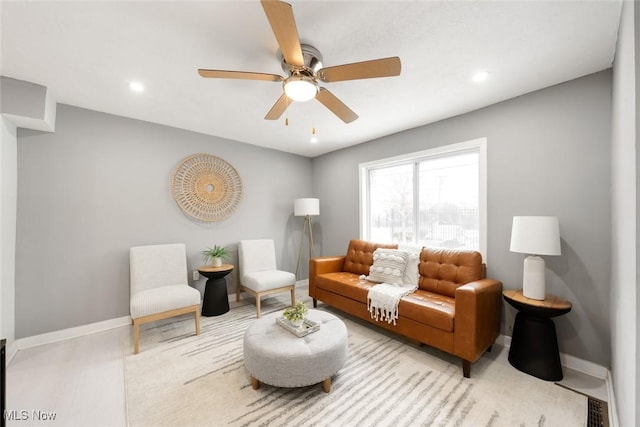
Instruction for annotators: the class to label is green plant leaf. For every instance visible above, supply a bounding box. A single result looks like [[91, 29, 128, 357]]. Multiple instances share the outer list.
[[282, 301, 308, 322], [201, 245, 231, 263]]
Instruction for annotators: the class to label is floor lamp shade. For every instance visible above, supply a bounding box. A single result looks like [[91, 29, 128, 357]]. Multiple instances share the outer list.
[[294, 198, 320, 216], [510, 216, 561, 300]]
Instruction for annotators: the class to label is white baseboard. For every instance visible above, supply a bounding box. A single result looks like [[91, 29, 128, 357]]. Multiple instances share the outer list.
[[9, 315, 132, 362], [495, 333, 511, 348], [605, 370, 619, 427], [560, 352, 608, 380], [6, 341, 19, 365]]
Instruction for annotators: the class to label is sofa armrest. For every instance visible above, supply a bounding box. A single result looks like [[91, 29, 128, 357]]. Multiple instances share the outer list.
[[309, 256, 346, 298], [453, 278, 503, 363]]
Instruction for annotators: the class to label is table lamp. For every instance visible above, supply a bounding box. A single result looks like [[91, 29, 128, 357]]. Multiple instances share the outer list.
[[509, 216, 561, 300], [294, 198, 320, 278]]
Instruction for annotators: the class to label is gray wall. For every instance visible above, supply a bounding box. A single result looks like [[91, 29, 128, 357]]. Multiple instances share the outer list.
[[15, 104, 312, 338], [312, 70, 612, 367], [611, 2, 638, 426]]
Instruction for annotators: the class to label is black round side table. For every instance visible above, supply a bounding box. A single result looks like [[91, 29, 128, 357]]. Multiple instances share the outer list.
[[198, 264, 234, 316], [503, 289, 572, 381]]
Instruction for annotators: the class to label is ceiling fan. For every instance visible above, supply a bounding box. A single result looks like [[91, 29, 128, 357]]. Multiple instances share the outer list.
[[197, 0, 401, 124]]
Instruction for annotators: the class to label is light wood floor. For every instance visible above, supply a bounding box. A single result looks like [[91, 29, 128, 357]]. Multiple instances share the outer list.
[[6, 294, 608, 426], [6, 326, 129, 426]]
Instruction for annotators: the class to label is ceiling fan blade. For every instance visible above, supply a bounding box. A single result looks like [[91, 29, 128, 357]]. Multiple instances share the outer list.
[[198, 69, 283, 82], [260, 0, 304, 67], [316, 88, 358, 123], [264, 93, 291, 120], [318, 57, 401, 83]]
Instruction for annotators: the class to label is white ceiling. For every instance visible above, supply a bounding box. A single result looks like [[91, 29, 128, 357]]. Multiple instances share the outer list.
[[1, 1, 622, 158]]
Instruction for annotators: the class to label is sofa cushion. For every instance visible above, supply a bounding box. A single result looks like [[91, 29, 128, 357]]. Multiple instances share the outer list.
[[367, 248, 408, 284], [419, 248, 485, 298], [314, 272, 454, 332], [130, 284, 200, 319], [315, 272, 370, 303], [343, 240, 397, 276], [242, 270, 296, 292], [399, 290, 455, 332]]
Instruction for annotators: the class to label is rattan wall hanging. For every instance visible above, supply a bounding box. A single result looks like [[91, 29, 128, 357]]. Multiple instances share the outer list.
[[171, 154, 243, 222]]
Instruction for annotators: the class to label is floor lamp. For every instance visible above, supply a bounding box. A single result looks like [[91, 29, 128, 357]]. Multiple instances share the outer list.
[[294, 198, 319, 278]]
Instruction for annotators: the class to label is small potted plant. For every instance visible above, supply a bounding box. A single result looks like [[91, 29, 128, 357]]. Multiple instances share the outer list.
[[283, 301, 308, 328], [202, 245, 231, 267]]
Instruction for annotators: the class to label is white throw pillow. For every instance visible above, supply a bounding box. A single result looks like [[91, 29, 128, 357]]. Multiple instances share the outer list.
[[398, 244, 421, 286], [367, 248, 408, 285]]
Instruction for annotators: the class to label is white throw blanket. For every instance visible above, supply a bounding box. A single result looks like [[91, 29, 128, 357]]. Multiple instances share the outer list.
[[367, 283, 417, 325]]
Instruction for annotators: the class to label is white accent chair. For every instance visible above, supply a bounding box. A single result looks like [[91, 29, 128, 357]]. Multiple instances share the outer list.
[[130, 243, 201, 354], [237, 239, 296, 318]]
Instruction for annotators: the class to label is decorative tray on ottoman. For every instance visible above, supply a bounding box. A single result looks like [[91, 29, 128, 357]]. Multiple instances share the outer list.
[[276, 316, 320, 337]]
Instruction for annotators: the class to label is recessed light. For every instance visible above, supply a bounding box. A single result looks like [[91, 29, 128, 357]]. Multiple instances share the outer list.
[[310, 137, 318, 144], [129, 81, 145, 92], [472, 71, 490, 83]]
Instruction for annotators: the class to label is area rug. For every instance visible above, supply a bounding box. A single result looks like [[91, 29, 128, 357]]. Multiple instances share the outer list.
[[124, 295, 586, 427]]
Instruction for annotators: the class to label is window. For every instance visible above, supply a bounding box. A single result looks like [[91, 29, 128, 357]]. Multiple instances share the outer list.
[[360, 138, 487, 257]]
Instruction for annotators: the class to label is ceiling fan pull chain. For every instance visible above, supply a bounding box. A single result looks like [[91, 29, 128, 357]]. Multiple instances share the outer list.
[[284, 95, 290, 126]]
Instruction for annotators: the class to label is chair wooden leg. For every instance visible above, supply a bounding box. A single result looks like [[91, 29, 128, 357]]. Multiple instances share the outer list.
[[290, 287, 295, 306], [133, 320, 140, 355], [313, 298, 317, 308], [131, 305, 202, 354], [256, 295, 261, 318], [322, 378, 331, 393]]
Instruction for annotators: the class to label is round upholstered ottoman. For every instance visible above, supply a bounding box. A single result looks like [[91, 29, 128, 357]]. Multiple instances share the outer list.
[[243, 309, 347, 393]]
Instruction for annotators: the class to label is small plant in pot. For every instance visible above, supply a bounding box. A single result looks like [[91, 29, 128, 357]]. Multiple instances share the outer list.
[[283, 301, 308, 328], [202, 245, 231, 267]]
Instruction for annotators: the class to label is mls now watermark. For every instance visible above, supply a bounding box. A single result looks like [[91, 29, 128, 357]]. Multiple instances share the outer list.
[[4, 409, 57, 421]]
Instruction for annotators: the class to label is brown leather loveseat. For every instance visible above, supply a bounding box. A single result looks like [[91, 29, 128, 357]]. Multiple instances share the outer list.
[[309, 239, 502, 378]]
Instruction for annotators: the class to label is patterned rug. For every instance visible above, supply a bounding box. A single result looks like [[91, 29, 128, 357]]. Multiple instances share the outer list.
[[124, 293, 586, 427]]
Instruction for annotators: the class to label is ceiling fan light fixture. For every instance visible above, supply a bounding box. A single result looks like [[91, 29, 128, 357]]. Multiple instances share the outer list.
[[283, 75, 318, 102]]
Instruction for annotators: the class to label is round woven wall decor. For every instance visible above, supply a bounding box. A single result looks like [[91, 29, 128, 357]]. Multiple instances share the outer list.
[[171, 154, 243, 222]]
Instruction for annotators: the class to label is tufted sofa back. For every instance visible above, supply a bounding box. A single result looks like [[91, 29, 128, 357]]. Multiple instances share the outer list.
[[343, 239, 398, 275], [419, 247, 486, 298]]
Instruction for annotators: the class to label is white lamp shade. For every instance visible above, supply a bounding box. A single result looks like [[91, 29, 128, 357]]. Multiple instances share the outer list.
[[294, 198, 320, 216], [510, 216, 561, 256], [284, 77, 318, 102]]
